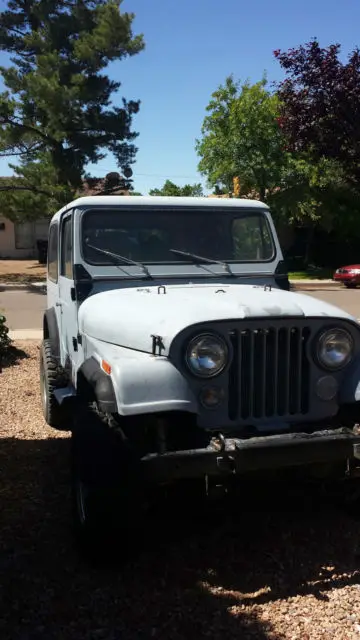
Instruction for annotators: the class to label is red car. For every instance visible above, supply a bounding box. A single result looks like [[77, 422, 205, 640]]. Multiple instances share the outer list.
[[333, 264, 360, 288]]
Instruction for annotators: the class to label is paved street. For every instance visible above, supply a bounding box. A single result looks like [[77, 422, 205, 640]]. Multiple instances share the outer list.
[[1, 286, 360, 337], [305, 288, 360, 319], [0, 288, 46, 332]]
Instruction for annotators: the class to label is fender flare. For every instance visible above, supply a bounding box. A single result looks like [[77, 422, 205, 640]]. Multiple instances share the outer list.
[[43, 308, 60, 360], [78, 357, 117, 414]]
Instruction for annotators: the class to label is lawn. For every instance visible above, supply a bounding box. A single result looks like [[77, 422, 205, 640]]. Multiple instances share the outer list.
[[0, 259, 46, 283], [288, 268, 334, 280]]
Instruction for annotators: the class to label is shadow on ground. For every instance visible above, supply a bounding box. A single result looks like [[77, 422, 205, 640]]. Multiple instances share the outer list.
[[0, 344, 29, 371], [1, 435, 360, 639]]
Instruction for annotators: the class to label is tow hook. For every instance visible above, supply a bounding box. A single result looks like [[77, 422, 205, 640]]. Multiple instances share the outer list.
[[210, 433, 236, 474]]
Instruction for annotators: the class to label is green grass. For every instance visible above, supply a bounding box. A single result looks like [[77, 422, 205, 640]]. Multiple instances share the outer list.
[[288, 268, 333, 280]]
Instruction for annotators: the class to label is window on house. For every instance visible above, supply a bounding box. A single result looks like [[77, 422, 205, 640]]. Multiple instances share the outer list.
[[48, 223, 59, 282], [61, 216, 73, 279]]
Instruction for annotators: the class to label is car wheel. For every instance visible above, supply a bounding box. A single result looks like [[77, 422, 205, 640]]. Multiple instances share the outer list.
[[40, 339, 68, 429], [344, 283, 357, 288], [71, 402, 146, 563]]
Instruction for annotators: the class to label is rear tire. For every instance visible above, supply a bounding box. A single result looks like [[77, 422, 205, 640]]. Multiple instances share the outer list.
[[71, 402, 146, 563], [40, 339, 68, 429], [344, 283, 357, 289]]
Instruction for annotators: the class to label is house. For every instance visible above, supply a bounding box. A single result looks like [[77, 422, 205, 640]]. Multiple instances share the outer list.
[[0, 175, 129, 258]]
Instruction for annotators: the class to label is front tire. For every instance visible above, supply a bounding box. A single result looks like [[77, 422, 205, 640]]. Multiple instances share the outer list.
[[40, 339, 68, 429], [71, 402, 146, 562], [344, 283, 357, 289]]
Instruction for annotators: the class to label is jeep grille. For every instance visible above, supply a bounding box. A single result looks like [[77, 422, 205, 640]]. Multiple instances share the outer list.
[[228, 322, 311, 422]]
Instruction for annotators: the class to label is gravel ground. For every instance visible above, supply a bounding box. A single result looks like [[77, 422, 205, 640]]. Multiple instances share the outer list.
[[2, 342, 360, 639]]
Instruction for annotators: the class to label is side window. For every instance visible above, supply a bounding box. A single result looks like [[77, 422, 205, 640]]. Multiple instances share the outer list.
[[61, 216, 73, 278], [48, 223, 59, 282]]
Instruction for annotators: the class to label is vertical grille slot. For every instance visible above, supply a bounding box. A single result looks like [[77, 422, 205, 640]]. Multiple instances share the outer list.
[[229, 323, 310, 422]]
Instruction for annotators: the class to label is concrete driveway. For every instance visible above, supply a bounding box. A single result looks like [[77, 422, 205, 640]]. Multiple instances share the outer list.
[[1, 285, 360, 340]]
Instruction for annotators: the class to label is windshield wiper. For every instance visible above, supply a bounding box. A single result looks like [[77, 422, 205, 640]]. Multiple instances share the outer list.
[[169, 249, 235, 277], [86, 243, 153, 279]]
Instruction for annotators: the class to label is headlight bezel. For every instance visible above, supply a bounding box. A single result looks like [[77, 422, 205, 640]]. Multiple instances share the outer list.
[[185, 331, 230, 379], [315, 326, 354, 371]]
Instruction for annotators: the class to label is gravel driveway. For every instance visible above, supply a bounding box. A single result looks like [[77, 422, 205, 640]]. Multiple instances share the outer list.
[[2, 341, 360, 639]]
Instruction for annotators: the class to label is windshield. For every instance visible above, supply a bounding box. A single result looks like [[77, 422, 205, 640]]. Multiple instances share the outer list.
[[81, 206, 275, 265]]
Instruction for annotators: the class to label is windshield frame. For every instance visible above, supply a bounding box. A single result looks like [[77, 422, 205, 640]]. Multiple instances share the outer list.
[[79, 205, 277, 267]]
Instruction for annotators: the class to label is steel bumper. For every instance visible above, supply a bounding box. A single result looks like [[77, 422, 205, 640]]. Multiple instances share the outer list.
[[141, 428, 360, 481]]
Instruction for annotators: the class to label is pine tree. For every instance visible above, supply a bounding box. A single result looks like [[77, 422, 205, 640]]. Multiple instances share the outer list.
[[0, 0, 144, 218]]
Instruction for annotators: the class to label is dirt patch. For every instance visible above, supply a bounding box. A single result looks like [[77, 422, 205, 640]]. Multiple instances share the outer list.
[[2, 341, 360, 639], [0, 260, 46, 283]]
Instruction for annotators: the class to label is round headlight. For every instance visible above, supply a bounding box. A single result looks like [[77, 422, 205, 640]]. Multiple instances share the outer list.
[[186, 333, 228, 378], [317, 328, 353, 370]]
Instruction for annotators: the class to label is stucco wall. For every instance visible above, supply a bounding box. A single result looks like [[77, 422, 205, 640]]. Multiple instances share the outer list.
[[0, 216, 50, 258]]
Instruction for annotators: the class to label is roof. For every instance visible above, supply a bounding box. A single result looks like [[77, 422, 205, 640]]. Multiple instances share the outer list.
[[80, 177, 129, 197], [51, 195, 269, 221]]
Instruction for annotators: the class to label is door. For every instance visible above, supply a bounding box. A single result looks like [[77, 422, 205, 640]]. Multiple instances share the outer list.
[[46, 221, 61, 341], [58, 213, 83, 381]]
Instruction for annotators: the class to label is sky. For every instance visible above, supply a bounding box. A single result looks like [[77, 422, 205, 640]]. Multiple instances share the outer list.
[[0, 0, 360, 194]]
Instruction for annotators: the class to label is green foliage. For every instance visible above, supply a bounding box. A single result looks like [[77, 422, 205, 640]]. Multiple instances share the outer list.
[[0, 313, 11, 357], [149, 180, 203, 197], [0, 153, 74, 220], [196, 76, 285, 200], [196, 73, 360, 249], [0, 0, 144, 219], [274, 41, 360, 191]]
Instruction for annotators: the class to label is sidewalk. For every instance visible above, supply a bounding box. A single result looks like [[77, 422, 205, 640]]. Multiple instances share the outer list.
[[0, 281, 46, 292], [290, 279, 341, 290], [9, 329, 42, 340]]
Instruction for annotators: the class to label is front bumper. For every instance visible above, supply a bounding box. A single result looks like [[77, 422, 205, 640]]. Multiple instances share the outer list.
[[141, 428, 360, 481], [333, 274, 360, 284]]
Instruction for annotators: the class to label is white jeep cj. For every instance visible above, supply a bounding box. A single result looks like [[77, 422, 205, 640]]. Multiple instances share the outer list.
[[40, 195, 360, 555]]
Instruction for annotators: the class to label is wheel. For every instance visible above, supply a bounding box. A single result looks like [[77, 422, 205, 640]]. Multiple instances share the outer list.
[[40, 339, 68, 429], [344, 283, 357, 289], [71, 402, 146, 562]]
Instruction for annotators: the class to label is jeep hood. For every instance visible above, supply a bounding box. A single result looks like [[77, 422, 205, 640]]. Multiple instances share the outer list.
[[78, 283, 355, 355]]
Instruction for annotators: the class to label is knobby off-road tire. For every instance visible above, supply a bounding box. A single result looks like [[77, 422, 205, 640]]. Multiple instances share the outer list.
[[71, 401, 146, 563], [40, 339, 68, 429]]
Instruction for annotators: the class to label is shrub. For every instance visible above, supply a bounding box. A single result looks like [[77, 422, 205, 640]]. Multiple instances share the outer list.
[[0, 313, 11, 359]]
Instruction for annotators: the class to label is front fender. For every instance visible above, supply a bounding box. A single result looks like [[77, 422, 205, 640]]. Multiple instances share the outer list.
[[82, 337, 198, 416]]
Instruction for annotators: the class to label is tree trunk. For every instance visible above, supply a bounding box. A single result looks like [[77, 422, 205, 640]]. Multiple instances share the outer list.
[[304, 226, 315, 268], [259, 185, 266, 201]]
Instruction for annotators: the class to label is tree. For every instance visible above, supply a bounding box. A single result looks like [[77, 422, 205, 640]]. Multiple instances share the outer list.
[[196, 76, 285, 201], [149, 180, 203, 197], [274, 40, 360, 190], [0, 0, 144, 219]]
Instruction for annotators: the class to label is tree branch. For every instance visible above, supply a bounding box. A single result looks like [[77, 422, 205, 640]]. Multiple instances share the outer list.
[[0, 185, 53, 196], [1, 115, 55, 143]]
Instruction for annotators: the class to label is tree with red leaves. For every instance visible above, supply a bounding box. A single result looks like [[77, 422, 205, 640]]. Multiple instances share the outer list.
[[274, 40, 360, 191]]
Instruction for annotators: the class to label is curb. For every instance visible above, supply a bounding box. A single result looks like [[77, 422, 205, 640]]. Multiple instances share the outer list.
[[9, 329, 42, 340]]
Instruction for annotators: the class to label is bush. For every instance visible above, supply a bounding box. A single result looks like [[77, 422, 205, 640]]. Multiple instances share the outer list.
[[0, 313, 11, 359]]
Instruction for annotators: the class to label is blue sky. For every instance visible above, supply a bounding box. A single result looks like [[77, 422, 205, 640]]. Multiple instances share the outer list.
[[0, 0, 359, 194]]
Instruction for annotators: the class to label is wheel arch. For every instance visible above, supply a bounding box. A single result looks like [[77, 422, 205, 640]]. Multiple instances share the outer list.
[[77, 357, 117, 414]]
